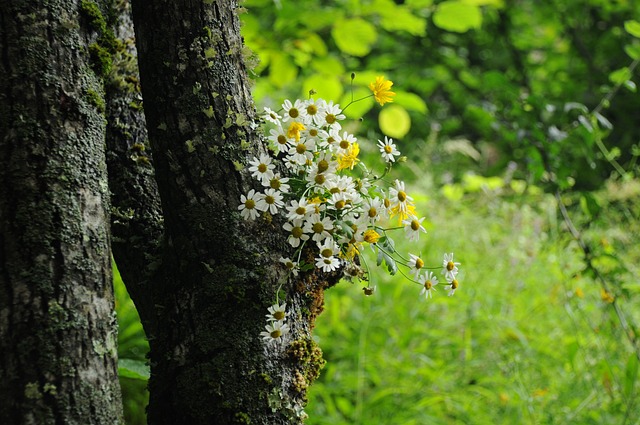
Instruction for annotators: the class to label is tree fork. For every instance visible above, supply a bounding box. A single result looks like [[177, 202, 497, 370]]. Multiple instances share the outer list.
[[130, 0, 340, 423]]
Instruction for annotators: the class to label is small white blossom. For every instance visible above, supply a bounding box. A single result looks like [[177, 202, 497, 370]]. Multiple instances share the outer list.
[[442, 253, 460, 281], [255, 188, 283, 214], [402, 216, 427, 242], [260, 320, 290, 345], [377, 136, 401, 163], [238, 189, 260, 220], [266, 302, 288, 322], [283, 219, 308, 248], [419, 271, 439, 299], [248, 154, 275, 184]]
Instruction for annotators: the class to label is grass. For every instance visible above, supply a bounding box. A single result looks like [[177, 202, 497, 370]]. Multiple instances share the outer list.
[[306, 178, 640, 425], [114, 172, 640, 424]]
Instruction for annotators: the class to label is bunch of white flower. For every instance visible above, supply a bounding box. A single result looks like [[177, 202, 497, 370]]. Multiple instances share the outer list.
[[242, 77, 463, 345]]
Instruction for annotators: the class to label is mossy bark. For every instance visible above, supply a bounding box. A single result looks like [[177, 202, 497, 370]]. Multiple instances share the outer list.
[[126, 0, 341, 423], [0, 1, 123, 424]]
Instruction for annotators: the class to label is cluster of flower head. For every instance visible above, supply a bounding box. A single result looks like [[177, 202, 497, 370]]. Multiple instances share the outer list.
[[243, 77, 462, 346]]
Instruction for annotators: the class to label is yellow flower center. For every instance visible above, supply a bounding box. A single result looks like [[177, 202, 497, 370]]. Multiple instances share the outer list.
[[315, 174, 325, 185], [309, 129, 318, 137], [327, 136, 336, 144], [411, 220, 420, 231], [318, 159, 329, 173], [270, 329, 282, 338], [447, 261, 455, 271], [277, 135, 287, 145], [295, 206, 306, 215], [329, 187, 340, 194], [424, 280, 432, 290], [284, 261, 294, 269], [384, 198, 391, 208], [289, 108, 299, 118], [245, 199, 255, 209], [321, 248, 333, 258], [384, 145, 393, 153], [368, 207, 377, 218], [415, 258, 424, 269], [291, 227, 303, 238], [397, 191, 407, 202], [258, 163, 267, 172], [339, 140, 350, 150], [326, 114, 336, 124], [451, 279, 459, 289], [307, 104, 317, 115], [296, 143, 307, 154], [335, 200, 345, 210], [265, 195, 275, 205], [270, 179, 281, 189], [312, 222, 324, 233], [274, 311, 285, 320]]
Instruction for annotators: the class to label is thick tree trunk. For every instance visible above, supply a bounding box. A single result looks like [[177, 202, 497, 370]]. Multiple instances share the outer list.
[[0, 1, 123, 424], [128, 1, 339, 423]]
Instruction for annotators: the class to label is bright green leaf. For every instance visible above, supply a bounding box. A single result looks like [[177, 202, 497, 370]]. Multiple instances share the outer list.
[[433, 1, 482, 33], [268, 52, 297, 88], [331, 18, 378, 57], [118, 358, 150, 381], [303, 74, 343, 103], [609, 67, 632, 85], [624, 43, 640, 60], [394, 91, 428, 114], [379, 104, 411, 139], [624, 20, 640, 38]]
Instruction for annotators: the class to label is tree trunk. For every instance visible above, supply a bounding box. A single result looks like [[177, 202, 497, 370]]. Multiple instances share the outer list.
[[0, 1, 123, 424], [127, 0, 339, 423]]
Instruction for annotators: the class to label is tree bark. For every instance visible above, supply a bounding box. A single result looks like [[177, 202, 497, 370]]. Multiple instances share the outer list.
[[0, 1, 123, 424], [127, 0, 340, 423]]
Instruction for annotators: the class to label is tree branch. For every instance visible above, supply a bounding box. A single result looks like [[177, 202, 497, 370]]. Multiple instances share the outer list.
[[105, 0, 164, 337]]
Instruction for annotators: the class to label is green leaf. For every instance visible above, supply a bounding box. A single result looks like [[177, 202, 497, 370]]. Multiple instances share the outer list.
[[624, 43, 640, 60], [302, 74, 343, 102], [331, 18, 378, 57], [268, 52, 298, 88], [394, 91, 428, 114], [624, 20, 640, 38], [433, 1, 482, 33], [609, 67, 632, 85], [379, 104, 411, 139], [118, 358, 150, 381]]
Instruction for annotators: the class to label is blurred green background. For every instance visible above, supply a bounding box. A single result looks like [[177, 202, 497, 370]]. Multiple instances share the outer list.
[[116, 0, 640, 423]]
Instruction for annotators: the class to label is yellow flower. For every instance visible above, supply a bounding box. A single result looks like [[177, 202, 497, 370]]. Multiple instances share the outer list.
[[336, 142, 360, 170], [363, 229, 381, 244], [287, 122, 306, 142], [369, 76, 396, 106]]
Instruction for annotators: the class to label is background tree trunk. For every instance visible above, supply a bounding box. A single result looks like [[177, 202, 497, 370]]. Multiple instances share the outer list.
[[127, 0, 340, 423], [0, 1, 123, 424]]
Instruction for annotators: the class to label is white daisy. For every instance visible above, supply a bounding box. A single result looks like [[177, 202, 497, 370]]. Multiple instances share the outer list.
[[402, 216, 427, 242], [238, 189, 261, 221], [377, 136, 401, 163], [265, 302, 288, 322], [268, 126, 291, 154], [279, 257, 299, 276], [315, 239, 341, 272], [282, 219, 308, 248], [286, 198, 311, 221], [255, 188, 283, 214], [287, 138, 316, 165], [260, 320, 290, 345], [322, 101, 345, 129], [407, 253, 425, 279], [265, 173, 290, 194], [445, 276, 459, 296], [442, 253, 460, 281], [248, 154, 275, 184], [419, 272, 439, 299], [281, 99, 308, 122], [303, 214, 334, 243], [263, 107, 282, 125]]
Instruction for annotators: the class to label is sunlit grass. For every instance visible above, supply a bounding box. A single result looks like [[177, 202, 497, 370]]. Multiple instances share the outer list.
[[307, 187, 640, 425]]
